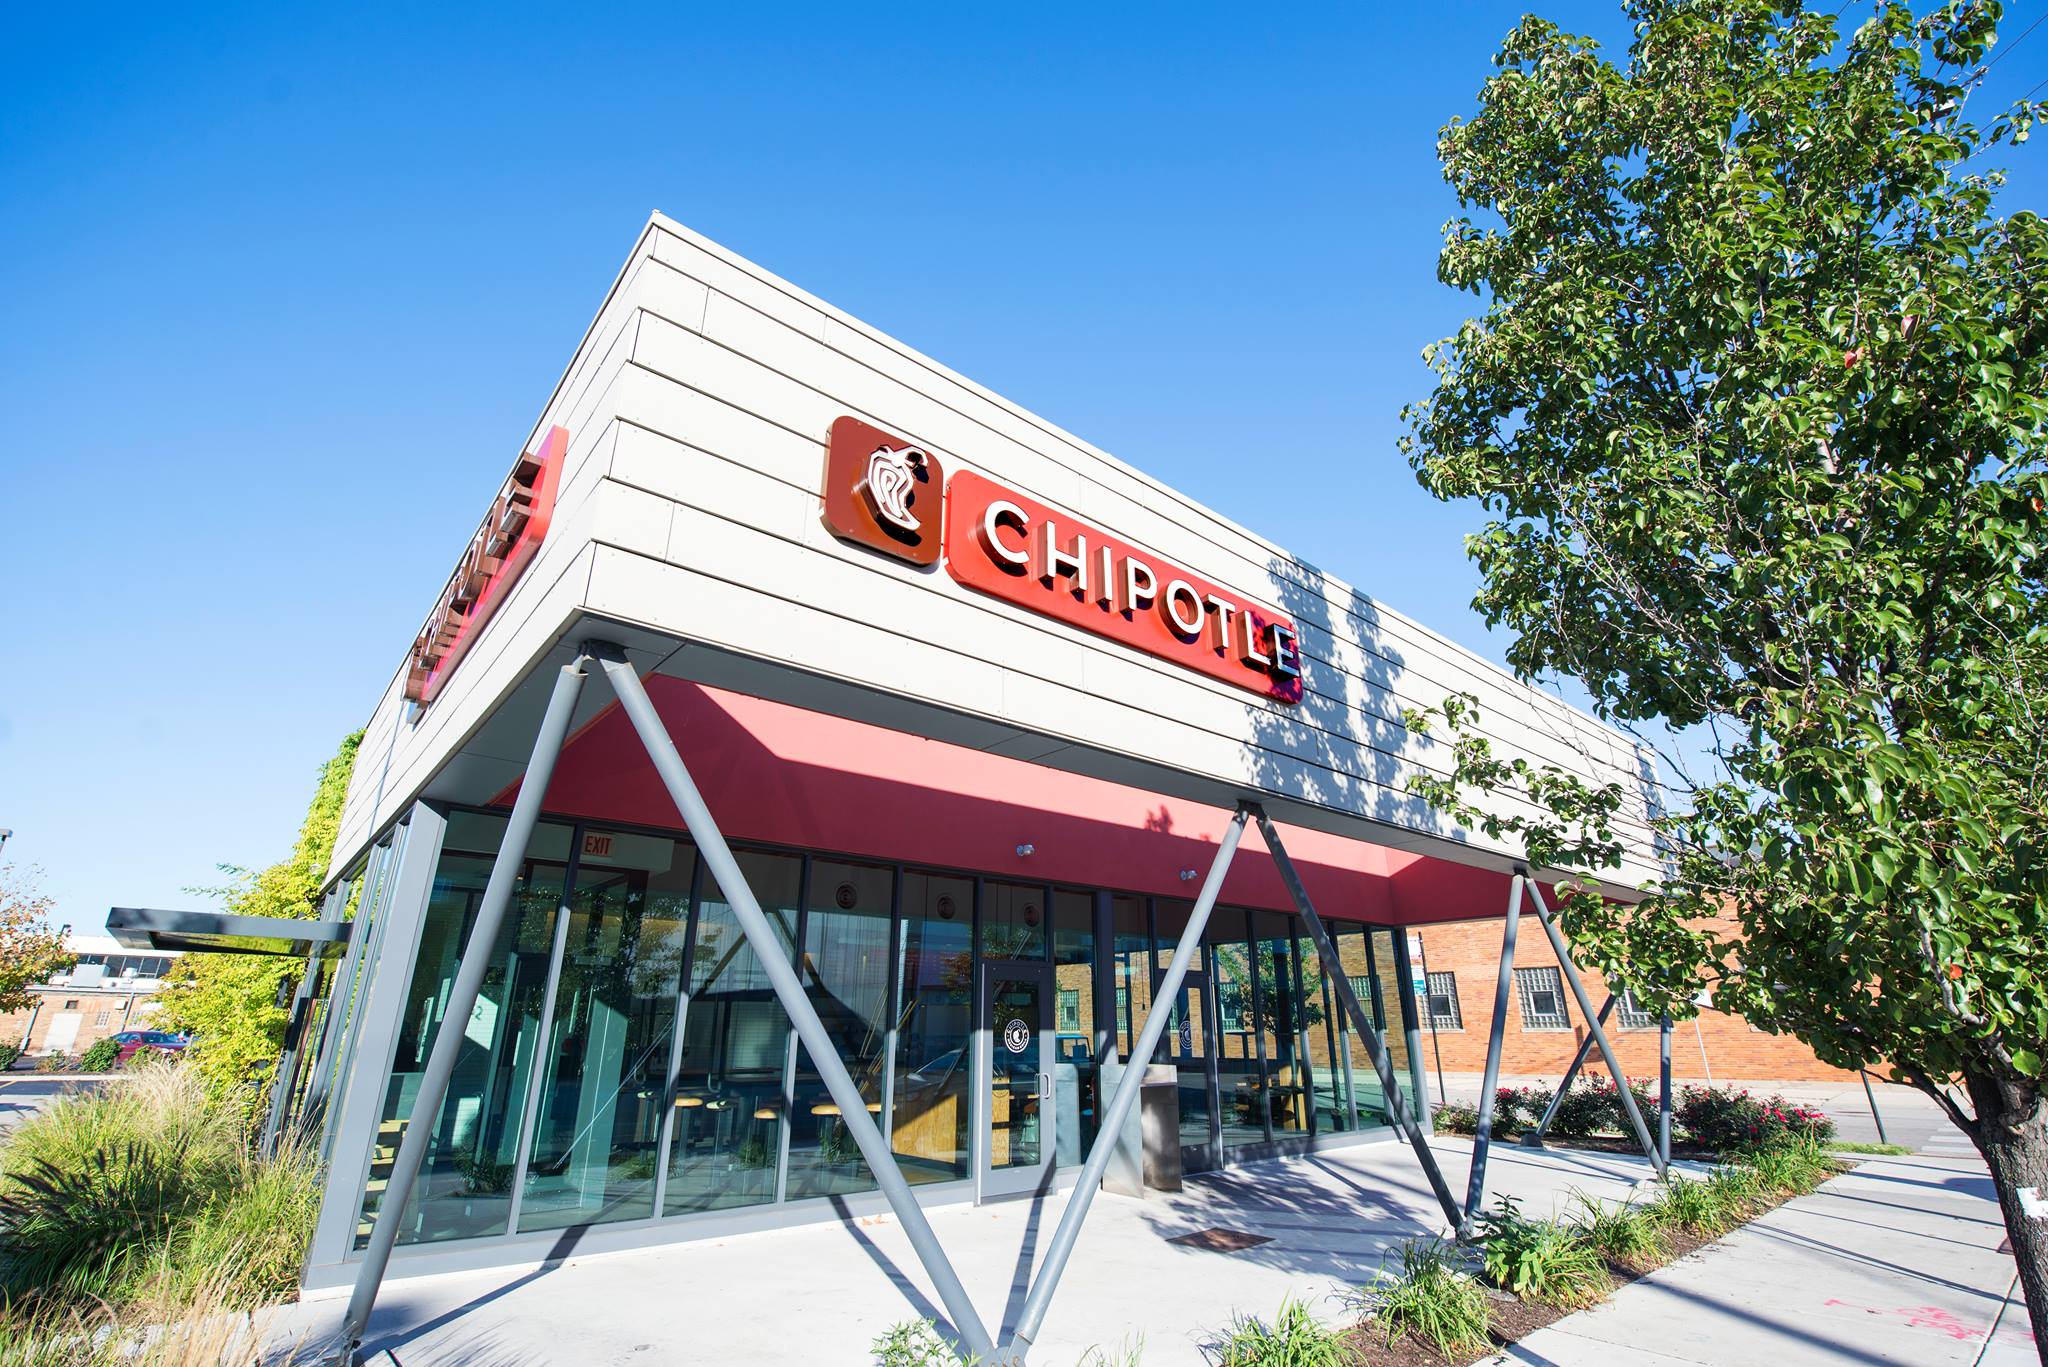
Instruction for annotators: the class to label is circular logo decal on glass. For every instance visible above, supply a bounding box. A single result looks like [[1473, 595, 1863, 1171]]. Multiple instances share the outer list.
[[1002, 1018, 1031, 1054]]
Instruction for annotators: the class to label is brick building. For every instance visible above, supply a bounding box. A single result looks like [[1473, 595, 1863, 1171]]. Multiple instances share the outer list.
[[1408, 917, 1857, 1084], [0, 933, 180, 1064]]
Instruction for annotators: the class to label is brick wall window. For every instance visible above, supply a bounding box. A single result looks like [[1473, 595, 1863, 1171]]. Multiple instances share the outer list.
[[1514, 967, 1571, 1031], [1057, 988, 1081, 1032], [1424, 971, 1463, 1029], [1616, 989, 1656, 1031]]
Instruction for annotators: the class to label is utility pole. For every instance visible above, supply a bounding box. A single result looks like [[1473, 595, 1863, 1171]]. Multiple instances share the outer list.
[[0, 829, 13, 859]]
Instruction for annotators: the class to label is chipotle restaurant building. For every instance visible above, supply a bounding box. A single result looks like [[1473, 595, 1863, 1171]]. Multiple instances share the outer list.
[[138, 215, 1658, 1295]]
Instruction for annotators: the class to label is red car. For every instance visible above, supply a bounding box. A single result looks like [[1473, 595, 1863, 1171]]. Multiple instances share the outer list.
[[110, 1030, 188, 1064]]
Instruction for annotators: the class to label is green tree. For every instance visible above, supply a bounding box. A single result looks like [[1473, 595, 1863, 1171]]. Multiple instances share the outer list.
[[155, 731, 362, 1111], [0, 866, 72, 1018], [1400, 1, 2048, 1350]]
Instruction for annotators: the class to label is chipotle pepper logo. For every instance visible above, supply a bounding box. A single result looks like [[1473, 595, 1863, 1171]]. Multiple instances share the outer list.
[[821, 416, 943, 566]]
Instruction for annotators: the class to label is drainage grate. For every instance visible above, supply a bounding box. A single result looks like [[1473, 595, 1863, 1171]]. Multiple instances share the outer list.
[[1166, 1226, 1274, 1252]]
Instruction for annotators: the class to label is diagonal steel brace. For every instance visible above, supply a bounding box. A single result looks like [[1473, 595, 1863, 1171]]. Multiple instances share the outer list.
[[1248, 805, 1464, 1234]]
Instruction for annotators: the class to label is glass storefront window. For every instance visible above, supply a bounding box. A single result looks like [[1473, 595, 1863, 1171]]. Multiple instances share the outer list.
[[892, 871, 973, 1185], [1372, 928, 1422, 1122], [1110, 896, 1150, 1059], [1152, 900, 1212, 1150], [358, 815, 572, 1248], [1050, 889, 1095, 1162], [786, 860, 893, 1199], [1254, 913, 1311, 1137], [981, 880, 1048, 961], [518, 831, 696, 1232], [664, 851, 800, 1215], [1208, 909, 1265, 1149]]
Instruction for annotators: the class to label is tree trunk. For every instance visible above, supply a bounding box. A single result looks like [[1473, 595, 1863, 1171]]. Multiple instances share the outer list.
[[1965, 1071, 2048, 1364]]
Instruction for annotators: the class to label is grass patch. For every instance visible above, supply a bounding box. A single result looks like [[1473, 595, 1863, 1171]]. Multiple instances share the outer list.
[[0, 1060, 320, 1319], [1361, 1238, 1493, 1359], [1830, 1140, 1911, 1156], [1212, 1296, 1350, 1367]]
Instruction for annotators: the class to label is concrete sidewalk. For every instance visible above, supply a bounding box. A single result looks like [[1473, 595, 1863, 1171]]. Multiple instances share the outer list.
[[1485, 1150, 2034, 1366], [276, 1134, 2031, 1365]]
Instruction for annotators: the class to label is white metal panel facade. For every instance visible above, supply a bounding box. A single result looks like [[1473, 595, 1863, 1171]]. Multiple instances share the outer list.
[[329, 214, 1660, 889]]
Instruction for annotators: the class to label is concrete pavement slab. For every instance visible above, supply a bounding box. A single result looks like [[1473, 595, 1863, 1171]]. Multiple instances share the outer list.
[[1484, 1152, 2026, 1367]]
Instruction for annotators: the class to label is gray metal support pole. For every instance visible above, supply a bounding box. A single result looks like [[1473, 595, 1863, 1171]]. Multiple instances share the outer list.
[[1524, 882, 1667, 1180], [260, 946, 325, 1157], [1006, 805, 1250, 1357], [1251, 808, 1463, 1232], [1861, 1070, 1889, 1146], [1462, 872, 1524, 1234], [335, 657, 591, 1365], [595, 648, 997, 1361], [1519, 994, 1614, 1148], [1659, 1014, 1674, 1167]]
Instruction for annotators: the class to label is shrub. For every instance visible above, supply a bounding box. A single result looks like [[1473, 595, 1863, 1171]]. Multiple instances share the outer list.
[[1211, 1297, 1348, 1367], [0, 1040, 21, 1072], [33, 1055, 75, 1075], [1548, 1081, 1611, 1137], [1568, 1191, 1667, 1268], [870, 1318, 971, 1367], [1492, 1084, 1553, 1133], [1432, 1101, 1480, 1135], [1475, 1197, 1610, 1308], [1363, 1238, 1492, 1358], [76, 1039, 121, 1074], [0, 1061, 319, 1312], [1674, 1084, 1835, 1152]]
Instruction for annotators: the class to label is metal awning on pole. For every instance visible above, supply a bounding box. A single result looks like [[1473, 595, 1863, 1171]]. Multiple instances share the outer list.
[[106, 906, 353, 956]]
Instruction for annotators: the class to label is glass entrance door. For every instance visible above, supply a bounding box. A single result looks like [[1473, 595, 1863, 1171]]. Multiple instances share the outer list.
[[1154, 969, 1221, 1167], [976, 959, 1054, 1200]]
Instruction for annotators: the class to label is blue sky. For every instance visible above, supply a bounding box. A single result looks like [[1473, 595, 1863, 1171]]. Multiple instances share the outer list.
[[3, 3, 2044, 931]]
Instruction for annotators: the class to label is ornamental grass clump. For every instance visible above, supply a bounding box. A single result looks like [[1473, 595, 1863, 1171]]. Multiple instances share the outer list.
[[1650, 1174, 1735, 1239], [0, 1059, 320, 1313], [1211, 1297, 1349, 1367], [1475, 1197, 1610, 1309], [0, 1270, 326, 1367], [1568, 1191, 1668, 1269], [1744, 1135, 1834, 1198], [1362, 1238, 1492, 1359]]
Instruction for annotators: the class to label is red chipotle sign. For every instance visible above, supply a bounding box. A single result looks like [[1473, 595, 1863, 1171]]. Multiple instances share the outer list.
[[407, 427, 569, 706], [943, 470, 1304, 704]]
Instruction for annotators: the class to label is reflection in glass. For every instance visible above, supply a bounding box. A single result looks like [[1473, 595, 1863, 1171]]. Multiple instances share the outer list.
[[892, 872, 973, 1185], [1153, 900, 1212, 1149], [786, 860, 892, 1199], [981, 880, 1048, 961], [663, 851, 800, 1214], [1110, 896, 1150, 1059], [358, 817, 573, 1247], [519, 833, 696, 1231], [1371, 928, 1415, 1124], [1208, 909, 1266, 1148], [1050, 890, 1096, 1162], [1255, 913, 1311, 1137]]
